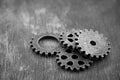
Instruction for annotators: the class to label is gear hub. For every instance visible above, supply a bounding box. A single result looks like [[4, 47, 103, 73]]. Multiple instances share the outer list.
[[75, 29, 111, 59]]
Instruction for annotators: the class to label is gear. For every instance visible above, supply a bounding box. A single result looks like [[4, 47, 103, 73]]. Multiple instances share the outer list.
[[56, 48, 93, 71], [75, 29, 111, 59], [30, 33, 61, 56], [59, 29, 79, 51]]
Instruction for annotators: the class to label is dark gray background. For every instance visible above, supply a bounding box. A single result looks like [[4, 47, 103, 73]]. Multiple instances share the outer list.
[[0, 0, 120, 80]]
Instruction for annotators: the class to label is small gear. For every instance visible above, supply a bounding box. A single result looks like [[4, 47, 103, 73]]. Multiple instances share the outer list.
[[56, 48, 93, 71], [30, 33, 61, 56], [59, 29, 79, 51], [75, 29, 111, 59]]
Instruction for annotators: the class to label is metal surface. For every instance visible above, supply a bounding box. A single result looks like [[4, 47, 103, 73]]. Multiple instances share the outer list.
[[75, 29, 111, 59], [59, 29, 77, 50], [0, 0, 120, 80], [56, 48, 93, 71]]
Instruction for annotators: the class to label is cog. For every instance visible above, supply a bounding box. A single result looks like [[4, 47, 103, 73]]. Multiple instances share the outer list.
[[75, 29, 111, 59], [56, 48, 93, 71], [59, 29, 79, 51], [30, 33, 61, 56]]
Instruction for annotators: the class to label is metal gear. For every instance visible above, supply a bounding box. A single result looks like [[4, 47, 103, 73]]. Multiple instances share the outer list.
[[29, 33, 61, 56], [59, 29, 78, 51], [56, 48, 93, 71], [75, 29, 111, 59]]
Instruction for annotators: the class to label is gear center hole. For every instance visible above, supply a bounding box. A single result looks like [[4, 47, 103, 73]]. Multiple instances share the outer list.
[[90, 40, 96, 46], [38, 36, 59, 50]]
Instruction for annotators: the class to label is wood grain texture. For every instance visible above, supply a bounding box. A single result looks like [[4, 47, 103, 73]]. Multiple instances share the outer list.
[[0, 0, 120, 80]]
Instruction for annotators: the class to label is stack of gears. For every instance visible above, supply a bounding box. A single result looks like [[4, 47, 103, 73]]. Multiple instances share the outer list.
[[29, 28, 111, 71]]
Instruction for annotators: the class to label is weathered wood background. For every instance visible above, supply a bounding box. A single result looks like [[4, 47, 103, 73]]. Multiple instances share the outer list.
[[0, 0, 120, 80]]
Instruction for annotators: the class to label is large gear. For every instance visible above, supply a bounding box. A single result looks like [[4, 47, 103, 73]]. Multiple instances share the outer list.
[[29, 33, 61, 56], [56, 48, 93, 71], [59, 29, 78, 51], [75, 29, 111, 59]]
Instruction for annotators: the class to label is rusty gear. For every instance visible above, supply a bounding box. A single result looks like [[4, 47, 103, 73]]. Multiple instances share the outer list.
[[59, 29, 78, 51], [56, 48, 93, 71], [75, 29, 111, 59], [30, 33, 60, 56]]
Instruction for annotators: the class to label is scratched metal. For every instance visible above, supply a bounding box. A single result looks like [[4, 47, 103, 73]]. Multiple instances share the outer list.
[[0, 0, 120, 80]]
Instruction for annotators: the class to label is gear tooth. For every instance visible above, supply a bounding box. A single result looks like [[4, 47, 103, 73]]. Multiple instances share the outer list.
[[56, 58, 60, 61], [79, 29, 82, 32], [74, 32, 79, 37], [68, 45, 73, 50], [84, 65, 89, 69], [104, 53, 108, 57], [90, 29, 94, 32], [82, 65, 86, 69], [67, 67, 71, 70], [106, 51, 110, 54], [30, 44, 33, 48], [32, 47, 36, 51], [34, 49, 38, 53], [56, 60, 61, 63], [77, 47, 81, 50], [62, 65, 66, 69], [57, 62, 62, 65], [92, 55, 97, 59], [99, 55, 103, 58], [61, 41, 64, 44], [71, 28, 76, 32], [88, 62, 93, 66], [103, 54, 106, 57], [84, 29, 88, 32], [98, 55, 102, 59], [65, 66, 68, 69], [30, 40, 33, 44], [54, 51, 57, 55], [37, 50, 40, 54], [95, 31, 99, 35], [104, 52, 108, 56], [73, 68, 77, 71], [71, 67, 74, 71], [96, 55, 100, 58], [30, 37, 34, 41], [95, 30, 98, 33], [100, 33, 104, 38], [108, 47, 111, 51], [80, 29, 84, 33], [56, 55, 59, 57], [104, 36, 108, 41], [64, 43, 68, 47], [48, 52, 51, 56], [60, 63, 65, 67], [59, 37, 63, 40], [80, 67, 84, 71], [42, 52, 46, 56], [107, 41, 111, 46]]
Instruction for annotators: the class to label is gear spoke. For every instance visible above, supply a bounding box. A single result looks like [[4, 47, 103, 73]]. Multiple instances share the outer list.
[[59, 30, 79, 50], [56, 48, 93, 71]]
